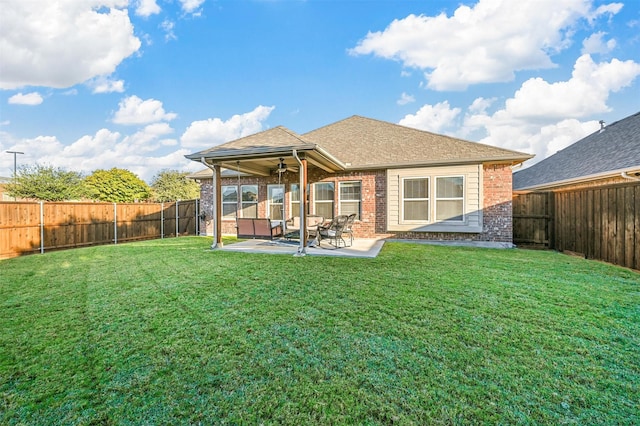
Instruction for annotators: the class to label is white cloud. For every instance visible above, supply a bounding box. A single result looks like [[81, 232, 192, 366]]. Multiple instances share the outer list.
[[501, 54, 640, 119], [591, 3, 624, 20], [160, 20, 177, 41], [458, 54, 640, 164], [135, 0, 161, 17], [399, 101, 461, 134], [468, 97, 496, 115], [8, 92, 44, 106], [124, 123, 175, 153], [0, 105, 273, 183], [113, 95, 178, 125], [0, 0, 141, 90], [181, 105, 276, 149], [0, 125, 191, 182], [397, 92, 415, 106], [89, 77, 125, 94], [349, 0, 623, 91], [179, 0, 205, 14], [581, 31, 616, 54]]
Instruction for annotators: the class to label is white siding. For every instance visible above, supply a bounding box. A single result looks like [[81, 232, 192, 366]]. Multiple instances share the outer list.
[[386, 164, 483, 233]]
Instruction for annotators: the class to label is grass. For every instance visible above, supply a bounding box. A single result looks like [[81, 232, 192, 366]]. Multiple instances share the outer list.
[[1, 237, 638, 425]]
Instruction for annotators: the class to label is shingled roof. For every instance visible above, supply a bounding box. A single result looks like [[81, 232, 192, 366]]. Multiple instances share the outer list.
[[186, 115, 532, 174], [513, 111, 640, 190], [303, 116, 532, 168]]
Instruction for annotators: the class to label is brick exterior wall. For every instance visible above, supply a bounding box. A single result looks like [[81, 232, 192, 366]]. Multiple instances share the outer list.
[[480, 164, 514, 242], [197, 163, 514, 242]]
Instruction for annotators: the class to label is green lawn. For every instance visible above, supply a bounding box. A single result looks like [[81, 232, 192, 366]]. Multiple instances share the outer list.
[[1, 237, 638, 425]]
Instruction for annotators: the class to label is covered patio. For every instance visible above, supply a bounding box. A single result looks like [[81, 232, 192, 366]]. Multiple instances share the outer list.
[[185, 127, 348, 256]]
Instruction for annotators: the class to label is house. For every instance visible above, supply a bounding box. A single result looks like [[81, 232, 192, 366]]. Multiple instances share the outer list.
[[186, 115, 532, 249], [513, 111, 640, 192], [511, 111, 639, 270]]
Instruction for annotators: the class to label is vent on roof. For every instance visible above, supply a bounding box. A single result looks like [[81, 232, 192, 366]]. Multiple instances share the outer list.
[[599, 120, 606, 133]]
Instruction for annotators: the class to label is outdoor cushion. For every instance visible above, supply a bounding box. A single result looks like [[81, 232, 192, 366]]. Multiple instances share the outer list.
[[236, 218, 282, 240]]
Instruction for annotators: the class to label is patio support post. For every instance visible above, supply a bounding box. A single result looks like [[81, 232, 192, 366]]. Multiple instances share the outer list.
[[212, 164, 223, 248], [200, 158, 223, 249], [293, 149, 307, 256]]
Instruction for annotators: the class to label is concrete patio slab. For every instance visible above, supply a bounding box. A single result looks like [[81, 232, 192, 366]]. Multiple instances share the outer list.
[[218, 238, 385, 258]]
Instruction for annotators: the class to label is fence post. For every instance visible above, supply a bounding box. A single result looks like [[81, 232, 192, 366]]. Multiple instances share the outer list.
[[161, 202, 164, 239], [40, 201, 44, 254], [195, 199, 199, 235], [113, 203, 118, 245], [176, 201, 179, 237]]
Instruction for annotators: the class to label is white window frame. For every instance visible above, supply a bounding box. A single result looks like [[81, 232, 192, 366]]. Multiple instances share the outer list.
[[241, 184, 258, 219], [338, 181, 361, 220], [435, 175, 465, 222], [290, 183, 300, 218], [267, 184, 285, 220], [400, 177, 430, 224], [313, 182, 335, 219], [221, 185, 238, 220]]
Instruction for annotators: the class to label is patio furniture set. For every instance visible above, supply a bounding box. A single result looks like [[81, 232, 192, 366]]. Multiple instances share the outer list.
[[236, 214, 357, 248]]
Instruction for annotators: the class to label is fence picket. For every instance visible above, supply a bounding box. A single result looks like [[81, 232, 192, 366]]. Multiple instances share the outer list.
[[513, 182, 639, 270], [0, 200, 199, 259]]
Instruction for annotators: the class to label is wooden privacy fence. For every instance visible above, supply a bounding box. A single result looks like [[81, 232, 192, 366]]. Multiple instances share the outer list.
[[513, 183, 639, 270], [0, 200, 200, 259]]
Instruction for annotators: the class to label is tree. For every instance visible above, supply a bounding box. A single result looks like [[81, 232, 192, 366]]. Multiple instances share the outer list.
[[84, 168, 151, 202], [150, 169, 201, 202], [5, 164, 86, 201]]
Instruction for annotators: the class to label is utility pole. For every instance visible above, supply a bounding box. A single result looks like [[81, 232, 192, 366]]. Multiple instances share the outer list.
[[6, 151, 24, 201]]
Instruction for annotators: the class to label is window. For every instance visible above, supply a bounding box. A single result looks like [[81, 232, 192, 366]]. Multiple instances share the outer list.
[[388, 166, 478, 233], [339, 181, 361, 219], [290, 184, 300, 218], [221, 185, 238, 219], [314, 182, 334, 219], [267, 184, 285, 220], [436, 176, 464, 221], [241, 185, 258, 218], [402, 178, 429, 222]]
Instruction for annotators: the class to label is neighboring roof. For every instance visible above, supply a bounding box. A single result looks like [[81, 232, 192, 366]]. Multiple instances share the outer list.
[[185, 115, 533, 175], [513, 111, 640, 190], [303, 116, 532, 169]]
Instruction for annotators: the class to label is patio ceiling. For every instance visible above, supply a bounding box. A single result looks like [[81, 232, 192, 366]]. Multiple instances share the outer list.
[[186, 144, 346, 177]]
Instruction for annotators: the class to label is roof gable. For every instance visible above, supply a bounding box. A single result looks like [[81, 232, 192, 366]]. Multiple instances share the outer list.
[[191, 126, 311, 157], [513, 111, 640, 190]]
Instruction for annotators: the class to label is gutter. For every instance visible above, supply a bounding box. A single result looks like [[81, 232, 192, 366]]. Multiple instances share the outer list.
[[344, 156, 532, 171], [516, 166, 640, 191], [311, 144, 347, 170], [621, 171, 640, 182], [200, 157, 221, 249]]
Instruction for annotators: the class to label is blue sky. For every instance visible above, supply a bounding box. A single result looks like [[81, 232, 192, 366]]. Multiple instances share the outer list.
[[1, 0, 639, 181]]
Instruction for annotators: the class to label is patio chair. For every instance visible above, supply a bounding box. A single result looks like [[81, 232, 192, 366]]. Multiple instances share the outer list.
[[343, 213, 356, 247], [317, 215, 349, 248]]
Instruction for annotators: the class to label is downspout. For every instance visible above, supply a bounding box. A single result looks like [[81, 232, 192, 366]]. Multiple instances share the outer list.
[[292, 149, 306, 256], [621, 171, 640, 182], [200, 157, 220, 249]]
